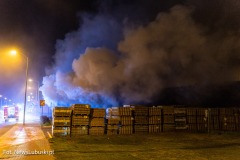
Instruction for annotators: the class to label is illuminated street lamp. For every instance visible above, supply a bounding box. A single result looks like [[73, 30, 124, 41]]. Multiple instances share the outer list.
[[10, 49, 29, 125]]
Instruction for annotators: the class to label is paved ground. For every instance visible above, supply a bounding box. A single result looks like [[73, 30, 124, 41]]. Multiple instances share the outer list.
[[0, 123, 55, 160]]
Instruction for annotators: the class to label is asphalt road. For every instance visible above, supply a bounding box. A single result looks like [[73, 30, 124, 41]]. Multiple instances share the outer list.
[[0, 122, 16, 137], [0, 122, 55, 159]]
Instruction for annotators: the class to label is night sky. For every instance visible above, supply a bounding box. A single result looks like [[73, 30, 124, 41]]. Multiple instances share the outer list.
[[0, 0, 97, 76], [0, 0, 102, 101], [1, 0, 240, 107], [0, 0, 184, 75]]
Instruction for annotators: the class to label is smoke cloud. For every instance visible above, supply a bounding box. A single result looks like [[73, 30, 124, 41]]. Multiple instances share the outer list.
[[40, 2, 240, 107]]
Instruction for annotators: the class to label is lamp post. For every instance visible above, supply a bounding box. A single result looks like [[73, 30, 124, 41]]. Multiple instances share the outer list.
[[10, 50, 28, 125]]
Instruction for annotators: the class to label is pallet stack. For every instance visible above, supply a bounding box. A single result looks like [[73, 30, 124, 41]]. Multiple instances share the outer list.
[[89, 108, 106, 135], [220, 108, 236, 131], [119, 107, 133, 135], [236, 108, 240, 131], [174, 108, 187, 131], [52, 107, 72, 137], [162, 106, 175, 132], [197, 108, 208, 132], [106, 107, 120, 135], [186, 108, 197, 132], [148, 107, 162, 133], [70, 104, 91, 136], [209, 108, 220, 131], [132, 106, 149, 134]]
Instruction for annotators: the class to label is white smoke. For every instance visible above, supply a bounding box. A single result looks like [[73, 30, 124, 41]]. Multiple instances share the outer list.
[[40, 5, 240, 107]]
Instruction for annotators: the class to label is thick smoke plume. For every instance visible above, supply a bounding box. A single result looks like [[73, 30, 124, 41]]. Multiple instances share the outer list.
[[40, 3, 240, 107]]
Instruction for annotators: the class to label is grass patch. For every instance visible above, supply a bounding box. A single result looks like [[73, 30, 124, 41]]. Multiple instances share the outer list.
[[50, 132, 240, 160]]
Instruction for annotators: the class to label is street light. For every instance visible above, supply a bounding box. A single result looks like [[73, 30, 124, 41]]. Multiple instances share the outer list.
[[10, 49, 29, 125]]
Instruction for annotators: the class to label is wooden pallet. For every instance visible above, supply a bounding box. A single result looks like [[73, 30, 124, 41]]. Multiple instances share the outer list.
[[119, 107, 132, 116], [91, 108, 106, 117], [149, 107, 162, 116], [119, 126, 133, 135], [71, 104, 91, 115], [120, 116, 133, 125], [149, 124, 161, 133], [72, 115, 90, 126], [149, 116, 161, 125], [134, 116, 149, 125], [90, 118, 105, 127], [71, 126, 89, 135], [53, 107, 72, 117], [89, 127, 105, 135]]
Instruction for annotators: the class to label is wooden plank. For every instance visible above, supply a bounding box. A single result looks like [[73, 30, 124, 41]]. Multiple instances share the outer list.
[[120, 116, 133, 125], [89, 127, 105, 135], [149, 107, 162, 116], [149, 124, 161, 133], [90, 118, 105, 127], [91, 108, 106, 118]]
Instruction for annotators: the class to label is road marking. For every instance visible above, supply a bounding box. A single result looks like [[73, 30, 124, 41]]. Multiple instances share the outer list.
[[47, 131, 52, 138]]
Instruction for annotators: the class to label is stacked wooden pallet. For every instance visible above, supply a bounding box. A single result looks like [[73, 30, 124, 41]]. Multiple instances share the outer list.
[[220, 108, 237, 131], [196, 108, 208, 132], [106, 107, 120, 135], [162, 106, 175, 132], [52, 107, 72, 137], [89, 108, 106, 135], [51, 105, 240, 136], [174, 107, 187, 131], [119, 107, 133, 135], [209, 108, 220, 131], [70, 104, 91, 136], [186, 108, 197, 132], [148, 107, 162, 133], [236, 108, 240, 131], [132, 106, 149, 134]]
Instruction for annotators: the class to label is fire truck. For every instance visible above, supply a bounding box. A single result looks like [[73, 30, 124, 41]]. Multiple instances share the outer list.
[[3, 105, 19, 122]]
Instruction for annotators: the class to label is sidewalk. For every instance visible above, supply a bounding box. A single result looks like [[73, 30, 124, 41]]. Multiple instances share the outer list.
[[0, 123, 55, 160]]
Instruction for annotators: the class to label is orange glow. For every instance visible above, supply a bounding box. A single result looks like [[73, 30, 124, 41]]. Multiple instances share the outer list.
[[0, 48, 25, 79], [9, 50, 17, 56]]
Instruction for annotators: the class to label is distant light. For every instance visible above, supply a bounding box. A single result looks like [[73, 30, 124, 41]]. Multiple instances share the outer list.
[[10, 50, 17, 55], [0, 95, 2, 98], [28, 79, 33, 82]]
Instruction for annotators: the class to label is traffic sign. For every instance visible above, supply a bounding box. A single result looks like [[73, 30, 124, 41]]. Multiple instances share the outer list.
[[40, 100, 45, 106]]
